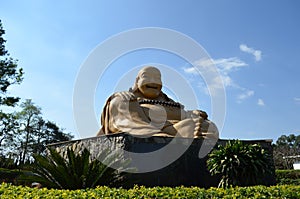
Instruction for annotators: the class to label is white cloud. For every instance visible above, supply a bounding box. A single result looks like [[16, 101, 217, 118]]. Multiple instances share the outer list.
[[257, 98, 265, 106], [183, 56, 254, 102], [240, 44, 262, 61], [191, 57, 247, 73], [294, 97, 300, 104], [214, 57, 247, 73], [184, 57, 246, 87], [237, 90, 254, 101], [213, 57, 247, 89], [183, 67, 198, 75]]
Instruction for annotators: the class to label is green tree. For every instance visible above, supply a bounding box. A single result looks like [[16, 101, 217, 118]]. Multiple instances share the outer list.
[[31, 120, 73, 156], [0, 19, 24, 160], [14, 99, 42, 165], [273, 134, 300, 169], [0, 19, 24, 107], [276, 134, 300, 148], [0, 21, 71, 167], [0, 112, 18, 148], [8, 99, 73, 165], [207, 140, 271, 188]]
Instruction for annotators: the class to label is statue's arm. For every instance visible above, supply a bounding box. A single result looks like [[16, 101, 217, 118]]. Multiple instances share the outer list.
[[162, 108, 218, 138], [107, 93, 162, 136]]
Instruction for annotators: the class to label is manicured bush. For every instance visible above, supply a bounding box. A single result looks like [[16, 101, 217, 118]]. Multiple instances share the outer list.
[[0, 183, 299, 198], [276, 170, 300, 185], [0, 168, 38, 186], [0, 168, 22, 184]]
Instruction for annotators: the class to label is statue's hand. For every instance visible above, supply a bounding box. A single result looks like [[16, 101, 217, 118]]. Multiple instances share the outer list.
[[114, 91, 137, 101], [194, 119, 219, 139], [199, 110, 208, 120], [193, 117, 203, 137], [170, 117, 218, 139], [190, 110, 208, 120]]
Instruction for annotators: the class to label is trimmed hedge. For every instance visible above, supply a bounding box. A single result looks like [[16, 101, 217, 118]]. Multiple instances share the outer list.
[[276, 170, 300, 185], [0, 168, 34, 186], [0, 168, 22, 184], [0, 183, 299, 198]]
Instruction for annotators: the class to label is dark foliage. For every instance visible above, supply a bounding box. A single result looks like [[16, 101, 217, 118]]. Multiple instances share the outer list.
[[22, 147, 133, 189], [0, 20, 24, 107], [207, 140, 271, 188], [276, 170, 300, 185]]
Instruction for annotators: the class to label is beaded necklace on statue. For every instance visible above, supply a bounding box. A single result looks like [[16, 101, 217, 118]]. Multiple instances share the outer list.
[[138, 99, 183, 109]]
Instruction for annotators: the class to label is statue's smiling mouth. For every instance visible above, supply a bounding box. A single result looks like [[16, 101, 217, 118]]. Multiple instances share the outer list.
[[146, 84, 159, 89], [146, 85, 158, 89]]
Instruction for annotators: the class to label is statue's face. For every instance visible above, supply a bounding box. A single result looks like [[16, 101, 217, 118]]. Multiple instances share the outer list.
[[137, 67, 162, 99]]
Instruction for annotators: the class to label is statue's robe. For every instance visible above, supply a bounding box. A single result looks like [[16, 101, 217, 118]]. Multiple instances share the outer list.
[[97, 91, 185, 136]]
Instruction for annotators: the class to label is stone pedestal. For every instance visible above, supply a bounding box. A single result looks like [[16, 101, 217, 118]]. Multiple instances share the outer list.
[[48, 134, 276, 188]]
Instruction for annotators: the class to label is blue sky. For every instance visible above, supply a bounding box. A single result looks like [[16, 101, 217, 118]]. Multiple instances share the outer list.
[[1, 1, 299, 141]]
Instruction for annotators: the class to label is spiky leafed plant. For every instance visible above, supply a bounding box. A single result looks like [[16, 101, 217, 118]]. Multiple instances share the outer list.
[[23, 147, 132, 189], [207, 140, 271, 188]]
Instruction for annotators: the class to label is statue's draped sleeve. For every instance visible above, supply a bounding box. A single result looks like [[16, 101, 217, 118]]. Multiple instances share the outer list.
[[98, 92, 162, 136]]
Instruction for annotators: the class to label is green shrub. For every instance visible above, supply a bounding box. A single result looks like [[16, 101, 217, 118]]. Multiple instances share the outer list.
[[0, 168, 22, 184], [0, 183, 299, 198], [0, 156, 16, 169], [276, 170, 300, 185], [207, 140, 271, 188], [276, 170, 300, 179], [20, 147, 133, 189]]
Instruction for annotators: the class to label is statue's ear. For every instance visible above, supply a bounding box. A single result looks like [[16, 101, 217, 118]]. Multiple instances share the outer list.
[[131, 77, 139, 92]]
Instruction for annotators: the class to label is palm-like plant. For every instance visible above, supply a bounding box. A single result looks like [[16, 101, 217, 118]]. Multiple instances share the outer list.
[[24, 147, 132, 189], [207, 140, 271, 188]]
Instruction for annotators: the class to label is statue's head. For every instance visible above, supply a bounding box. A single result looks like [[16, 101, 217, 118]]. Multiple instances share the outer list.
[[132, 66, 162, 99]]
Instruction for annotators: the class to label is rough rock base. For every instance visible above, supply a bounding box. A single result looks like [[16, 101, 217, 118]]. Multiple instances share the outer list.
[[49, 134, 276, 188]]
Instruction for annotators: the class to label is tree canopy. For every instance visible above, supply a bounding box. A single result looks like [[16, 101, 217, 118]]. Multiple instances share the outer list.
[[0, 19, 24, 107], [276, 134, 300, 148], [273, 134, 300, 169]]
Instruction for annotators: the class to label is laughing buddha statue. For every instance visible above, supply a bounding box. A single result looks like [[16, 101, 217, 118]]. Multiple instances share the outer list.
[[97, 66, 219, 139]]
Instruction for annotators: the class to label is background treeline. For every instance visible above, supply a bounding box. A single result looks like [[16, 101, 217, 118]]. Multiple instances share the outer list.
[[273, 134, 300, 170], [0, 20, 73, 168]]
